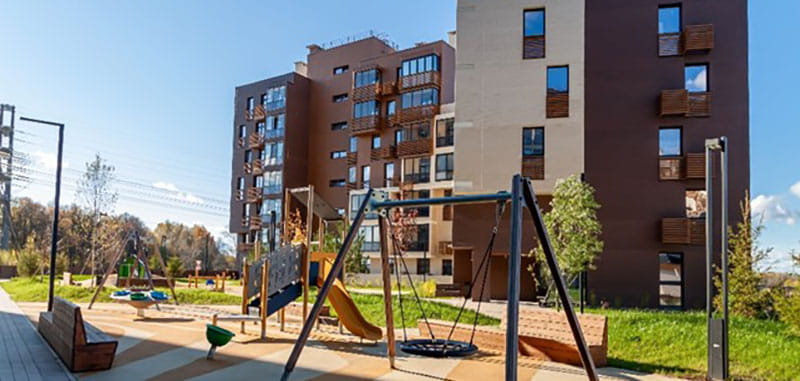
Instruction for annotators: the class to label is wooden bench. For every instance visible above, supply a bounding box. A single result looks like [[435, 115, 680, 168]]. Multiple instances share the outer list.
[[38, 297, 118, 372]]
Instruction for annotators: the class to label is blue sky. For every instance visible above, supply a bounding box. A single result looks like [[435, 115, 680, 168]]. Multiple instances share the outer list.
[[0, 1, 797, 269]]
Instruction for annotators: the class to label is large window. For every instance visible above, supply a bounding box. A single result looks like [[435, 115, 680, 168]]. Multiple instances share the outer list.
[[355, 69, 379, 87], [401, 88, 439, 109], [387, 100, 396, 116], [685, 64, 708, 93], [262, 198, 283, 222], [658, 5, 681, 34], [372, 135, 381, 149], [522, 127, 544, 156], [407, 224, 430, 251], [265, 86, 286, 110], [264, 170, 282, 194], [350, 193, 377, 220], [686, 190, 707, 218], [401, 122, 430, 142], [264, 142, 284, 165], [436, 118, 454, 147], [348, 166, 357, 183], [659, 128, 682, 157], [359, 225, 380, 252], [361, 165, 371, 189], [401, 54, 440, 77], [384, 163, 395, 187], [436, 153, 454, 181], [403, 190, 430, 217], [404, 157, 430, 183], [547, 66, 569, 93], [354, 100, 380, 118], [349, 136, 358, 152], [659, 253, 683, 308], [524, 9, 545, 37]]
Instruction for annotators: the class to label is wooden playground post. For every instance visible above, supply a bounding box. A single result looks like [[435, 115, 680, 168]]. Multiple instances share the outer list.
[[282, 188, 290, 332], [261, 261, 269, 339], [241, 262, 249, 334], [378, 217, 396, 368], [303, 185, 315, 320]]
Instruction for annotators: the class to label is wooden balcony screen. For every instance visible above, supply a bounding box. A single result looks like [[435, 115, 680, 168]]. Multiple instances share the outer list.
[[350, 115, 382, 135], [659, 154, 706, 180], [685, 153, 706, 179], [546, 91, 569, 118], [397, 139, 433, 157], [658, 33, 681, 56], [370, 146, 397, 161], [522, 156, 545, 180], [687, 92, 711, 117], [237, 242, 254, 252], [683, 24, 714, 52], [245, 187, 262, 203], [248, 215, 263, 231], [662, 218, 705, 245], [523, 35, 545, 59], [346, 152, 358, 166], [248, 133, 265, 149], [659, 157, 683, 180], [439, 241, 453, 256], [236, 137, 245, 148], [352, 83, 381, 102], [400, 71, 440, 91], [382, 81, 397, 95], [660, 89, 689, 116], [397, 105, 438, 124], [442, 205, 453, 221]]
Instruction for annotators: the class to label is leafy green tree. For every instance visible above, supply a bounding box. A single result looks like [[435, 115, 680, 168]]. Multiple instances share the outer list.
[[319, 221, 368, 274], [16, 236, 42, 277], [76, 154, 118, 279], [165, 256, 184, 279], [714, 193, 774, 319]]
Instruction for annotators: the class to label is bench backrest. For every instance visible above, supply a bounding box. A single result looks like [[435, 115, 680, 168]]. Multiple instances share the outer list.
[[52, 297, 87, 346], [503, 308, 607, 347]]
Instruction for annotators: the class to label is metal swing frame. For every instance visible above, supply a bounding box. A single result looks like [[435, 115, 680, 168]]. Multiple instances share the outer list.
[[281, 174, 599, 381]]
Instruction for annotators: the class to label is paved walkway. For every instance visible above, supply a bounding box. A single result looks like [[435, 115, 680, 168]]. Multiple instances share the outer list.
[[0, 285, 73, 381]]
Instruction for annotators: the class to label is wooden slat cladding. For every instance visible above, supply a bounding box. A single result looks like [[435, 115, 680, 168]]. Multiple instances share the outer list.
[[245, 187, 262, 203], [660, 89, 689, 116], [662, 218, 705, 245], [523, 35, 545, 59], [546, 91, 569, 118], [658, 33, 681, 56], [397, 105, 438, 124], [248, 133, 265, 149], [522, 156, 545, 180], [236, 137, 245, 148], [237, 242, 254, 252], [438, 241, 453, 256], [248, 215, 263, 231], [370, 145, 396, 161], [687, 92, 711, 117], [397, 139, 433, 157], [659, 157, 683, 180], [351, 83, 381, 102], [350, 115, 382, 135], [685, 153, 706, 179], [346, 152, 357, 166], [683, 24, 714, 52], [443, 205, 453, 221], [382, 81, 397, 95], [400, 71, 440, 91]]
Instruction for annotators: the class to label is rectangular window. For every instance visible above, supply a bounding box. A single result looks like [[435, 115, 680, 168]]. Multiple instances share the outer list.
[[442, 259, 453, 276], [265, 86, 286, 110], [523, 9, 545, 59], [371, 135, 381, 149], [436, 118, 454, 147], [331, 150, 346, 159], [254, 175, 264, 188], [417, 258, 430, 275], [238, 125, 246, 139], [354, 69, 379, 87], [361, 165, 371, 188], [263, 170, 282, 194], [524, 9, 545, 37], [400, 54, 440, 77], [384, 163, 395, 187], [329, 179, 346, 188], [658, 5, 681, 34], [404, 157, 430, 183], [350, 193, 378, 220], [387, 100, 396, 116], [686, 190, 707, 218], [659, 253, 683, 308], [244, 149, 253, 163], [264, 142, 284, 165], [333, 65, 349, 75], [403, 190, 430, 217], [407, 224, 430, 251], [522, 127, 544, 156], [436, 153, 454, 181], [333, 93, 349, 103], [348, 166, 357, 183], [395, 129, 404, 145], [358, 225, 380, 252], [349, 136, 358, 152], [246, 97, 254, 111], [260, 93, 267, 105], [237, 177, 245, 190], [353, 100, 380, 118], [659, 128, 682, 157], [331, 121, 348, 131], [401, 88, 439, 109], [547, 66, 569, 93], [685, 64, 708, 93], [256, 121, 265, 135]]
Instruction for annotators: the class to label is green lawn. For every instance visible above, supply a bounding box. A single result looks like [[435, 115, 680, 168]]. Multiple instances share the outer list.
[[593, 308, 800, 381]]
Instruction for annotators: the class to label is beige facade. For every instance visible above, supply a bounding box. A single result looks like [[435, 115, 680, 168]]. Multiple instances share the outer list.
[[454, 0, 585, 195]]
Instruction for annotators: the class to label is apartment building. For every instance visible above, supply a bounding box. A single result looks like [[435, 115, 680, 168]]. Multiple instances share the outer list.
[[230, 34, 456, 277], [452, 0, 749, 308]]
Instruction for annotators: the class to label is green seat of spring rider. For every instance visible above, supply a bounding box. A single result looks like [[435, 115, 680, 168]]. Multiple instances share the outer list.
[[205, 324, 235, 360]]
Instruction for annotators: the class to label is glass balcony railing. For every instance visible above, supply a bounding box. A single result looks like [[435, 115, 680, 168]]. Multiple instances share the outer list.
[[265, 100, 285, 111], [264, 129, 285, 140]]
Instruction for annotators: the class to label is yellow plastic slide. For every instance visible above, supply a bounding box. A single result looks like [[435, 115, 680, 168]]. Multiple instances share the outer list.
[[317, 258, 383, 341]]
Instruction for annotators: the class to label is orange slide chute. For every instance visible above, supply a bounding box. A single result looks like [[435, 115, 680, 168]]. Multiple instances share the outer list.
[[315, 254, 383, 341]]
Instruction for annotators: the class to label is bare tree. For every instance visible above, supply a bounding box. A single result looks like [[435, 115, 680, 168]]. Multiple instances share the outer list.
[[76, 154, 118, 281]]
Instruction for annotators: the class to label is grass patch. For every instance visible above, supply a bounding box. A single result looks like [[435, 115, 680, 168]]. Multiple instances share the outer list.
[[592, 308, 800, 381]]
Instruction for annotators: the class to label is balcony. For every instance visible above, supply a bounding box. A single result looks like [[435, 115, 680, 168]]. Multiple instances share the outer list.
[[439, 241, 453, 256], [265, 100, 286, 113], [546, 90, 569, 118], [522, 156, 545, 180], [346, 152, 358, 166], [399, 71, 440, 91], [248, 133, 265, 149], [370, 145, 397, 161], [245, 187, 262, 203], [685, 153, 706, 179], [397, 105, 438, 124], [264, 128, 285, 140], [247, 215, 263, 231], [382, 81, 397, 95], [236, 137, 245, 148], [659, 153, 706, 180], [346, 181, 358, 191], [350, 115, 383, 136], [659, 24, 714, 57], [523, 35, 545, 59], [243, 160, 264, 175], [352, 83, 381, 102], [662, 218, 705, 245], [436, 135, 454, 148], [245, 105, 266, 121], [385, 176, 401, 188], [397, 139, 433, 158], [236, 242, 254, 252], [660, 90, 711, 117], [404, 173, 430, 184], [264, 185, 282, 195]]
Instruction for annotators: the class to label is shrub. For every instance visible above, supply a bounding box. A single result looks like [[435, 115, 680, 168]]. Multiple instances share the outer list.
[[775, 292, 800, 335], [416, 280, 437, 298], [0, 250, 16, 266], [17, 250, 41, 277], [165, 256, 183, 279], [55, 253, 69, 275]]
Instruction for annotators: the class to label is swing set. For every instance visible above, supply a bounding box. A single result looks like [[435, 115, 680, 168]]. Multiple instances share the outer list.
[[281, 175, 599, 381]]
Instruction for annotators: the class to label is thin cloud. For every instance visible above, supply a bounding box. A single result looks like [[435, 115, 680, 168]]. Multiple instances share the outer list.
[[32, 150, 70, 170], [790, 181, 800, 199], [751, 194, 797, 225], [153, 181, 204, 204]]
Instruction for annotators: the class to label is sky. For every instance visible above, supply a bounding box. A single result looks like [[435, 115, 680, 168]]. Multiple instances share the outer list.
[[0, 1, 797, 270]]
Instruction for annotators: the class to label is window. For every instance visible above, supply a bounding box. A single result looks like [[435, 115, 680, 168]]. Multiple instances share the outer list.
[[522, 127, 544, 156], [237, 177, 245, 190], [524, 9, 545, 37], [400, 54, 440, 77], [260, 93, 267, 105], [331, 121, 348, 131], [387, 100, 396, 116], [354, 69, 379, 87], [436, 118, 454, 147], [329, 179, 346, 188], [417, 258, 430, 275], [442, 259, 453, 276], [238, 125, 246, 139], [685, 64, 708, 93], [371, 135, 381, 149], [254, 175, 264, 188], [246, 97, 254, 112], [358, 225, 380, 252], [348, 167, 357, 183], [407, 224, 430, 251], [547, 66, 569, 93], [404, 157, 430, 183], [265, 86, 286, 110], [659, 253, 683, 308], [384, 163, 395, 187], [256, 121, 266, 135], [685, 190, 707, 218], [658, 5, 681, 34], [263, 198, 283, 222], [403, 190, 430, 217], [264, 171, 282, 194], [333, 65, 349, 75], [350, 193, 378, 220], [401, 88, 439, 109], [244, 149, 253, 163], [361, 165, 371, 188], [264, 142, 284, 165], [333, 93, 349, 103], [349, 136, 358, 152], [436, 153, 454, 181], [659, 128, 682, 157], [331, 150, 346, 159], [353, 100, 380, 118], [394, 129, 404, 145]]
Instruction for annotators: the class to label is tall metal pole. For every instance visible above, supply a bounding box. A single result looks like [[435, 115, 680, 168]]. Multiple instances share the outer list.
[[720, 136, 729, 379], [705, 141, 714, 373], [505, 175, 523, 381], [0, 105, 15, 250]]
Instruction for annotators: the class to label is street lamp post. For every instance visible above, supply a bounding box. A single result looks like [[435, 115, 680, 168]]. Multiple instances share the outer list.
[[20, 117, 64, 312]]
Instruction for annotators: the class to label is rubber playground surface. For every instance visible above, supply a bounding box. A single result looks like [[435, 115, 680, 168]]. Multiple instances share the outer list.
[[16, 302, 680, 381]]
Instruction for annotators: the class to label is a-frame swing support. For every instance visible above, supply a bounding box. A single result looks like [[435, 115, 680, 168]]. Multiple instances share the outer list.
[[280, 175, 598, 381]]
